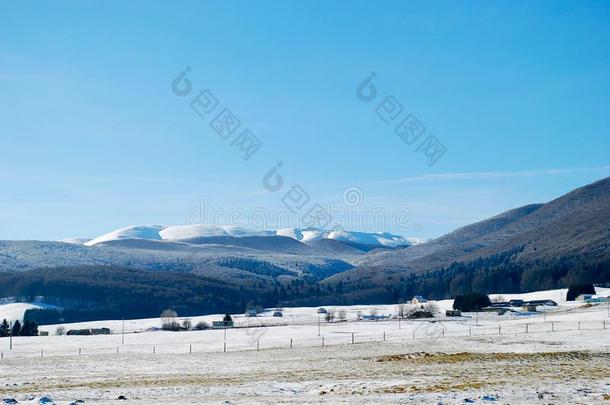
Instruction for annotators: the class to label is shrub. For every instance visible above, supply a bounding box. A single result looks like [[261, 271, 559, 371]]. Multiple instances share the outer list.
[[194, 321, 209, 330]]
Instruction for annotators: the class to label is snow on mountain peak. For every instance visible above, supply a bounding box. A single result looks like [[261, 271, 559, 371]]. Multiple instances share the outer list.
[[83, 224, 413, 248], [84, 225, 165, 246]]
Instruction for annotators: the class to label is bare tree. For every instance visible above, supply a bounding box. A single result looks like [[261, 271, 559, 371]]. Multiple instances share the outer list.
[[398, 304, 405, 319], [325, 311, 335, 323], [491, 295, 506, 303], [337, 309, 347, 321], [182, 318, 192, 331], [55, 326, 66, 336], [161, 309, 179, 331]]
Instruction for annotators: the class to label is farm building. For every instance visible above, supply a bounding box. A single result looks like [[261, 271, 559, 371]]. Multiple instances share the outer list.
[[212, 320, 234, 329], [67, 327, 111, 336], [508, 299, 524, 307], [411, 295, 428, 305]]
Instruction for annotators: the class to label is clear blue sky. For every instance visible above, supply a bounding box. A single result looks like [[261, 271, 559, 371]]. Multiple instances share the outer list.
[[1, 0, 609, 240]]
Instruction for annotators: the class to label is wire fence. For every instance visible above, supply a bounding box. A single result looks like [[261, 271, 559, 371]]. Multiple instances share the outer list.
[[1, 319, 609, 360]]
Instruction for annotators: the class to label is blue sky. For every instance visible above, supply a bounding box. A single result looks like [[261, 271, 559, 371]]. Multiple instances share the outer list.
[[1, 0, 609, 240]]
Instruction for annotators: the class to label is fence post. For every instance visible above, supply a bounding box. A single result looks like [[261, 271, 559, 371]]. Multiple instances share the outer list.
[[442, 329, 445, 338], [79, 348, 81, 355], [578, 321, 581, 330], [469, 327, 472, 337], [383, 331, 386, 341], [290, 338, 293, 349], [223, 342, 226, 353], [189, 344, 192, 354], [41, 350, 43, 358], [116, 347, 119, 354], [498, 325, 501, 335], [604, 321, 607, 330], [322, 337, 325, 347], [351, 333, 354, 344], [526, 324, 529, 333], [257, 340, 259, 351], [552, 322, 555, 332], [412, 330, 415, 340], [153, 346, 156, 354], [1, 353, 3, 359]]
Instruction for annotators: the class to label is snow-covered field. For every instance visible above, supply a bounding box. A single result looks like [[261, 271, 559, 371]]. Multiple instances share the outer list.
[[1, 288, 609, 404]]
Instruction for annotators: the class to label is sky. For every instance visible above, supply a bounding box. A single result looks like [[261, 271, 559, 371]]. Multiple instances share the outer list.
[[1, 0, 609, 241]]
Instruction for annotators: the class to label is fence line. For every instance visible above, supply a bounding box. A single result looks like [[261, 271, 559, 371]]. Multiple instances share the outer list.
[[1, 320, 608, 360]]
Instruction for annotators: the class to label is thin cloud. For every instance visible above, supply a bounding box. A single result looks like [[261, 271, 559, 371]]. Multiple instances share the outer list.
[[367, 165, 610, 185]]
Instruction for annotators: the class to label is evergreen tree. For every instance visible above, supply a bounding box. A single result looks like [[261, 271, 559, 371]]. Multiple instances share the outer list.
[[452, 292, 491, 312], [20, 320, 30, 336], [11, 320, 21, 336], [566, 284, 596, 301], [20, 320, 38, 336], [452, 295, 464, 311], [0, 319, 9, 337]]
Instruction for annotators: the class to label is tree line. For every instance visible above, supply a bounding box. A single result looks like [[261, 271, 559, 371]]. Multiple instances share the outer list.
[[0, 319, 39, 337]]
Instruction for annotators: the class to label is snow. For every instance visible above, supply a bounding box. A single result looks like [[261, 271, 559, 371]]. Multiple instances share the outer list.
[[84, 225, 164, 246], [325, 230, 409, 247], [0, 287, 607, 339], [0, 303, 60, 323], [0, 287, 609, 403], [83, 224, 413, 248]]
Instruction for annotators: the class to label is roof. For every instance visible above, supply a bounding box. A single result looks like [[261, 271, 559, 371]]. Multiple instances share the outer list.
[[524, 299, 557, 306]]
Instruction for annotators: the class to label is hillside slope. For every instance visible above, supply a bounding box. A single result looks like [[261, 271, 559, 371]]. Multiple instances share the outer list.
[[322, 176, 610, 302]]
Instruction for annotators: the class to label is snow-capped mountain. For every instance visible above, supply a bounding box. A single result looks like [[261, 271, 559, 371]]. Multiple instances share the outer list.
[[83, 224, 413, 249]]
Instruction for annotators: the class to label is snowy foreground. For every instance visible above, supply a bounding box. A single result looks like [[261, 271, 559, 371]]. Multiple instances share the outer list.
[[1, 288, 609, 404]]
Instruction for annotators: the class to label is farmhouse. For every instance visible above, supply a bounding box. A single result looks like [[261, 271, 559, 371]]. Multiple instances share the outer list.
[[524, 299, 558, 307], [212, 320, 234, 329], [66, 327, 111, 336], [583, 295, 609, 303], [508, 299, 524, 307], [483, 307, 515, 315], [411, 295, 428, 305], [522, 304, 539, 312], [361, 314, 389, 321], [408, 310, 434, 319]]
